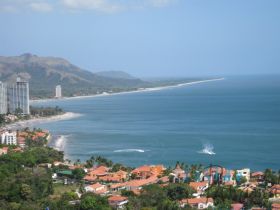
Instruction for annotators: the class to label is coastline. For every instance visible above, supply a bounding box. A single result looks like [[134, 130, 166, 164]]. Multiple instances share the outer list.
[[2, 112, 82, 130], [31, 77, 225, 104]]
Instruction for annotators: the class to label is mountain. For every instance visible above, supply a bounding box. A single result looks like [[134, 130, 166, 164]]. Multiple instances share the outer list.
[[0, 53, 147, 99], [95, 71, 136, 80]]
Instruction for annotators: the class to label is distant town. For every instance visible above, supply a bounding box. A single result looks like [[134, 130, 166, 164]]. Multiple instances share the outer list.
[[0, 78, 280, 210]]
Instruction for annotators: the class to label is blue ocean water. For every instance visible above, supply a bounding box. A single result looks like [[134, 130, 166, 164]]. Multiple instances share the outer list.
[[32, 75, 280, 171]]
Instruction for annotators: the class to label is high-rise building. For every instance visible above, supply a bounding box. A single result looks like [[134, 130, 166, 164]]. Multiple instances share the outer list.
[[7, 77, 30, 115], [55, 85, 62, 98], [0, 82, 7, 114]]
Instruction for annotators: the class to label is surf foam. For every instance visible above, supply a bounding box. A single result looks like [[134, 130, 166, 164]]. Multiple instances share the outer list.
[[114, 149, 145, 153], [198, 143, 216, 155]]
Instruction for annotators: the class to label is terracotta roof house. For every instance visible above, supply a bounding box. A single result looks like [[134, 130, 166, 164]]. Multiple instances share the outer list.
[[99, 170, 128, 183], [84, 166, 110, 182], [231, 203, 244, 210], [170, 164, 186, 183], [251, 171, 264, 182], [131, 165, 164, 179], [180, 197, 214, 209], [270, 185, 280, 198], [0, 147, 8, 155], [272, 203, 280, 210], [84, 182, 108, 195], [108, 195, 128, 209], [189, 181, 209, 194]]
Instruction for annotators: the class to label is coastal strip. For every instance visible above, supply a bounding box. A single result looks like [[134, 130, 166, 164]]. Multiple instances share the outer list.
[[31, 77, 225, 103], [2, 112, 82, 130]]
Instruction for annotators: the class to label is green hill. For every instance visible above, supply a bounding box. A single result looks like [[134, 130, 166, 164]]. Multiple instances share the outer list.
[[0, 53, 147, 99]]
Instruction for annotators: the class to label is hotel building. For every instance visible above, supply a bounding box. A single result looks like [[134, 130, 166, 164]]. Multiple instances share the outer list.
[[55, 85, 62, 98], [7, 78, 30, 115], [0, 82, 7, 114]]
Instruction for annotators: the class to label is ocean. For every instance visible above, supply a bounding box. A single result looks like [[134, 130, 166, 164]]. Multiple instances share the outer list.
[[32, 75, 280, 171]]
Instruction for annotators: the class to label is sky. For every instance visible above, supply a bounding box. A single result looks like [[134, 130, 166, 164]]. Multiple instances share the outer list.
[[0, 0, 280, 77]]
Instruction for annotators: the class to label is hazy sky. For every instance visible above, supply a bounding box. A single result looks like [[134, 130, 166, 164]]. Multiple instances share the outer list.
[[0, 0, 279, 77]]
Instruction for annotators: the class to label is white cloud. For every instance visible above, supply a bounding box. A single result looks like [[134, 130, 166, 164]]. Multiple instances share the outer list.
[[0, 0, 53, 13], [60, 0, 123, 13], [0, 0, 177, 13], [29, 2, 53, 12]]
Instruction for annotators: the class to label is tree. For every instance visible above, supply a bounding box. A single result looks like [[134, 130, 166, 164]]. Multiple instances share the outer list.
[[72, 168, 86, 180], [20, 184, 32, 200], [80, 193, 110, 210]]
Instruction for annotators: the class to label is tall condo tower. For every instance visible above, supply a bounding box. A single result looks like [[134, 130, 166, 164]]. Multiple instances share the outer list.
[[0, 82, 7, 114], [55, 85, 62, 98], [7, 77, 30, 115]]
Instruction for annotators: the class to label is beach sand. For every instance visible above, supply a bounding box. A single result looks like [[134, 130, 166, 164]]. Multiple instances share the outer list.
[[2, 112, 83, 130], [31, 78, 225, 104]]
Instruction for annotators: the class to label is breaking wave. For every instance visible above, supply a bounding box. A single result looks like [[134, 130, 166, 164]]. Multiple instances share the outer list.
[[198, 143, 216, 155], [114, 149, 146, 153], [53, 135, 69, 151]]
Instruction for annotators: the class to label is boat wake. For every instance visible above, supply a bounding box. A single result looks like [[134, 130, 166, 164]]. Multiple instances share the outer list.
[[114, 149, 146, 153], [198, 143, 216, 155]]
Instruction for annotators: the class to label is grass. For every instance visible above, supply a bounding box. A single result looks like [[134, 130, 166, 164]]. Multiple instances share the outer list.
[[53, 183, 80, 197]]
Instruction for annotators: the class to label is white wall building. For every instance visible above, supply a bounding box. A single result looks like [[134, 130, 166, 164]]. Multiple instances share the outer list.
[[0, 82, 7, 114], [7, 77, 30, 115], [1, 131, 17, 145], [55, 85, 62, 98], [237, 168, 250, 182]]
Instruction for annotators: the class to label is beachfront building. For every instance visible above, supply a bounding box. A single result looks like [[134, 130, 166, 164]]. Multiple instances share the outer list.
[[1, 131, 17, 145], [236, 168, 250, 182], [180, 197, 214, 209], [0, 82, 7, 114], [7, 77, 30, 115], [55, 85, 62, 98]]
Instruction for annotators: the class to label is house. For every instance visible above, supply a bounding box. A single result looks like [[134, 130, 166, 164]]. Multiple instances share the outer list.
[[189, 181, 209, 195], [108, 195, 128, 209], [170, 163, 186, 183], [99, 170, 128, 183], [236, 168, 250, 182], [84, 182, 108, 195], [180, 197, 214, 209], [270, 185, 280, 198], [110, 175, 158, 192], [131, 165, 164, 179], [272, 203, 280, 210], [231, 203, 244, 210], [239, 182, 257, 194], [1, 131, 17, 145], [251, 172, 264, 182], [0, 147, 8, 155], [84, 166, 109, 182]]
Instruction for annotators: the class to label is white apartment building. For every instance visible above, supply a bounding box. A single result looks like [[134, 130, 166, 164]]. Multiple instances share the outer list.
[[0, 82, 7, 114], [1, 131, 17, 145], [55, 85, 62, 98], [7, 77, 30, 115], [237, 168, 250, 182]]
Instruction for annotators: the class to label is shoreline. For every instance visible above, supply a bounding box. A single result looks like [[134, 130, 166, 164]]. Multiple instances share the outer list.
[[31, 77, 225, 104], [2, 112, 83, 130]]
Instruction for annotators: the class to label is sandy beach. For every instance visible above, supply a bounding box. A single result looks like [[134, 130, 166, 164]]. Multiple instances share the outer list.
[[31, 78, 225, 104], [2, 112, 83, 130]]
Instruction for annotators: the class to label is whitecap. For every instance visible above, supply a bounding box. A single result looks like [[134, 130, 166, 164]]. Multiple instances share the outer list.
[[113, 149, 145, 153], [198, 143, 216, 155]]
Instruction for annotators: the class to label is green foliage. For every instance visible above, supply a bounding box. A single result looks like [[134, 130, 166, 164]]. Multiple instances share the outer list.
[[80, 193, 110, 210], [72, 168, 86, 180], [264, 169, 279, 186], [165, 183, 194, 200], [30, 106, 64, 117]]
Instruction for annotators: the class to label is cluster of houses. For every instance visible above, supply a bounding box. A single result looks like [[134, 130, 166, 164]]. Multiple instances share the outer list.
[[0, 128, 50, 153], [50, 160, 280, 210]]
